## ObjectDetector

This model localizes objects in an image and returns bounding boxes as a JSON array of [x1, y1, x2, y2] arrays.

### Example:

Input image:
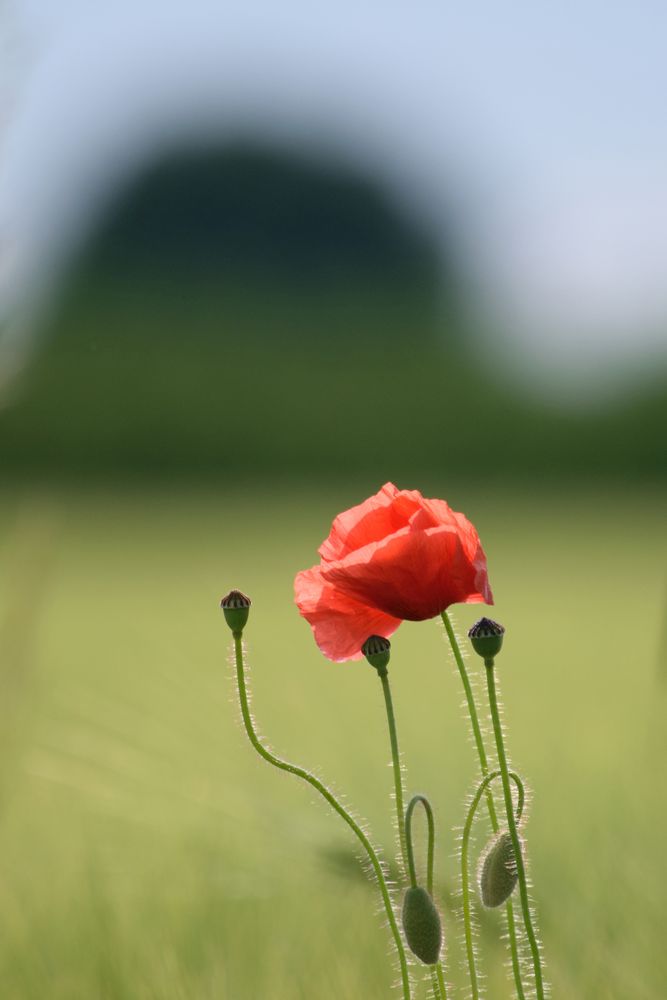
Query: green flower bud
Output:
[[220, 590, 251, 634], [401, 886, 442, 965], [468, 617, 505, 661], [479, 831, 518, 908], [361, 635, 391, 674]]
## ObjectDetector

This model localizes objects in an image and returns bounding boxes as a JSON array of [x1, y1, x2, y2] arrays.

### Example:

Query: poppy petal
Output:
[[318, 482, 422, 563], [321, 525, 491, 621], [294, 565, 402, 662]]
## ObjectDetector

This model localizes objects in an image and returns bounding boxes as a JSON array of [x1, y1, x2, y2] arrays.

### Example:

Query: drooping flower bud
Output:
[[479, 831, 518, 908], [401, 886, 442, 965], [468, 617, 505, 661], [220, 590, 251, 634], [361, 635, 391, 674]]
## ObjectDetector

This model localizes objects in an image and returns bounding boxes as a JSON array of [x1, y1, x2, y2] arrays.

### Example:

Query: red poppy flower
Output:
[[294, 483, 493, 662]]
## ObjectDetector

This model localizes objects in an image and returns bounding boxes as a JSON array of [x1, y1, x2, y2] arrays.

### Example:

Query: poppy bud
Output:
[[479, 831, 518, 908], [401, 886, 442, 965], [361, 635, 391, 674], [468, 617, 505, 661], [220, 590, 251, 634]]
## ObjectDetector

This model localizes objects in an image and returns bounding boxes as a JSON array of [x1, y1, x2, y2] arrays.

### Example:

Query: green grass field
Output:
[[0, 483, 665, 998]]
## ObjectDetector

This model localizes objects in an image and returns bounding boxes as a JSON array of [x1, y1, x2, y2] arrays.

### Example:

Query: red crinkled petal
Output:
[[318, 482, 422, 563], [321, 525, 492, 621], [429, 502, 485, 564], [294, 565, 402, 662]]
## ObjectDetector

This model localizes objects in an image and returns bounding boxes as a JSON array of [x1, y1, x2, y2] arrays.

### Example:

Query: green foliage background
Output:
[[0, 486, 665, 998], [1, 146, 665, 482]]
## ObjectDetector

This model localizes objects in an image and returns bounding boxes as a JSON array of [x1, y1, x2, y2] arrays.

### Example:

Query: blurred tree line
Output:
[[0, 144, 665, 482]]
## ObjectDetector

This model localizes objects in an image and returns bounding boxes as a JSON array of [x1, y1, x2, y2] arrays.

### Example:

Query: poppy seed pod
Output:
[[220, 590, 251, 634], [361, 635, 391, 674], [401, 886, 442, 965], [479, 831, 518, 908], [468, 617, 505, 661]]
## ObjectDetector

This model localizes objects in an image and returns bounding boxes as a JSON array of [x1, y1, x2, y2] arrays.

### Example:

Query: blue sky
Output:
[[2, 1, 666, 400]]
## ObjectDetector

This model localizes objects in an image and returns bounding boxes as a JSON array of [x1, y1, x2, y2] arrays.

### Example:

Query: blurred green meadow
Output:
[[0, 483, 664, 999]]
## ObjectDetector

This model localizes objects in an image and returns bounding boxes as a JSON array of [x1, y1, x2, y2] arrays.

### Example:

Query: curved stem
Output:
[[378, 673, 448, 997], [404, 796, 448, 1000], [485, 660, 546, 999], [231, 633, 412, 1000], [461, 770, 525, 1000], [405, 794, 436, 893], [441, 611, 526, 1000], [378, 669, 409, 875], [407, 798, 450, 996]]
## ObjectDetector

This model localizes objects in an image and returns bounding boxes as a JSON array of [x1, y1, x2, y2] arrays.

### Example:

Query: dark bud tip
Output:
[[361, 635, 391, 674], [401, 886, 442, 965], [479, 831, 518, 908], [468, 617, 505, 661], [220, 590, 251, 634]]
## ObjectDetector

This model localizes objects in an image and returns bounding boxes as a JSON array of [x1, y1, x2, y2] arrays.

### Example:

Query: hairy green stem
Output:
[[231, 633, 412, 1000], [432, 962, 448, 999], [442, 613, 498, 825], [378, 669, 409, 874], [405, 794, 435, 893], [378, 671, 447, 997], [505, 894, 526, 1000], [461, 770, 525, 1000], [485, 659, 546, 999], [406, 795, 449, 1000], [441, 611, 526, 1000]]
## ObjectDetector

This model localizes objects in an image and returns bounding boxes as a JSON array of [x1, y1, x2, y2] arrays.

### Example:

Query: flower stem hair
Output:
[[483, 656, 546, 999], [405, 795, 450, 1000], [461, 770, 525, 1000], [367, 642, 449, 995], [441, 611, 526, 1000], [228, 623, 412, 1000]]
